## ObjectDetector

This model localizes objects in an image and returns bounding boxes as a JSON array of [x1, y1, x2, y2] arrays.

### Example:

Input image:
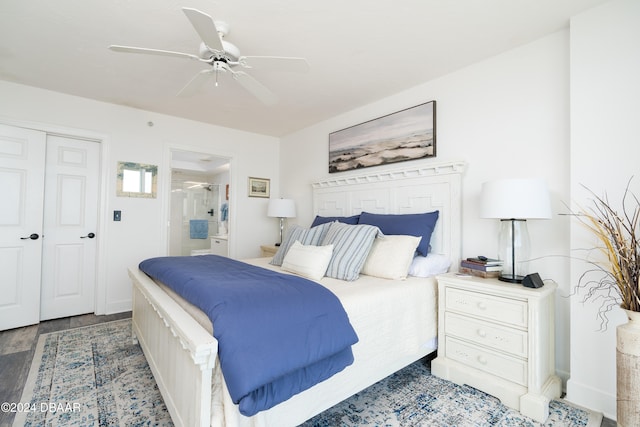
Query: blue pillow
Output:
[[311, 214, 360, 227], [358, 211, 439, 256]]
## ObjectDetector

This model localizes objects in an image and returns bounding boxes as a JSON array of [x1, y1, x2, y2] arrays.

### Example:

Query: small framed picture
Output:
[[248, 177, 270, 198]]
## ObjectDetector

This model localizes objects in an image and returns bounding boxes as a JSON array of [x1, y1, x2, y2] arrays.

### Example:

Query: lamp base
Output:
[[499, 274, 524, 284]]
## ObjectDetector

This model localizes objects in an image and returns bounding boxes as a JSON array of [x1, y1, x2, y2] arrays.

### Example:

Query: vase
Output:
[[617, 309, 640, 427]]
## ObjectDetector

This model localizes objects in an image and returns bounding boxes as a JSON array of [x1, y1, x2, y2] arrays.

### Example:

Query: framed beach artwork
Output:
[[248, 177, 270, 198], [328, 101, 436, 173]]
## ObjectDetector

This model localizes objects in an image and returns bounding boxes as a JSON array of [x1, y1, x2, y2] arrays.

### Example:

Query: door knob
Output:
[[20, 233, 40, 240], [81, 233, 96, 239]]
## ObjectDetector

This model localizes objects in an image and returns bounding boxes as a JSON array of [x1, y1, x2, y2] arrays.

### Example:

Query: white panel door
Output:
[[40, 135, 100, 320], [0, 124, 46, 330]]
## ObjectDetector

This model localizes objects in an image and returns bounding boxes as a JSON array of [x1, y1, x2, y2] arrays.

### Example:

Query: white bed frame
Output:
[[129, 160, 465, 427]]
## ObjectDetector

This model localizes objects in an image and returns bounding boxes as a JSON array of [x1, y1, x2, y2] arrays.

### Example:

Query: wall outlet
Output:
[[114, 210, 121, 221]]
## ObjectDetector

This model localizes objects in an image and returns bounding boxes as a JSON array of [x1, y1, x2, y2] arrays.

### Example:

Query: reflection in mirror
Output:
[[116, 161, 158, 198]]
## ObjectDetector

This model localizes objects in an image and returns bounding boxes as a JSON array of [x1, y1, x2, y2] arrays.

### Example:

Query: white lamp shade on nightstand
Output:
[[480, 179, 551, 283], [480, 179, 551, 220], [267, 198, 296, 218]]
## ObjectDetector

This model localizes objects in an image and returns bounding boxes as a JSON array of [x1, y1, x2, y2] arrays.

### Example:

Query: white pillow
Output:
[[361, 235, 422, 280], [408, 253, 452, 277], [281, 240, 334, 281]]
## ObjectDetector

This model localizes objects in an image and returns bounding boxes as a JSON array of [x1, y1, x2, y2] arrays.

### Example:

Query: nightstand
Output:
[[431, 273, 561, 423], [260, 245, 278, 257]]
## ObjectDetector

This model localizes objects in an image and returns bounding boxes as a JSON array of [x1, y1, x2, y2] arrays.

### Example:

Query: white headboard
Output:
[[312, 161, 466, 268]]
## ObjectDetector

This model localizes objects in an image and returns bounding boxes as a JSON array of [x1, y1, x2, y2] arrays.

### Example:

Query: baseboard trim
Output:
[[566, 378, 615, 421]]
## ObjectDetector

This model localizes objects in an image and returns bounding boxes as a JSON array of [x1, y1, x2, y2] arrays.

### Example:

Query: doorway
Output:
[[169, 149, 230, 256]]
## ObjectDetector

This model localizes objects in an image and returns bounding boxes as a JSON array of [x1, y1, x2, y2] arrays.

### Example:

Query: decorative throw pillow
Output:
[[408, 253, 452, 277], [358, 211, 439, 257], [361, 235, 422, 280], [321, 222, 381, 281], [281, 241, 334, 281], [270, 222, 332, 266], [311, 214, 360, 227]]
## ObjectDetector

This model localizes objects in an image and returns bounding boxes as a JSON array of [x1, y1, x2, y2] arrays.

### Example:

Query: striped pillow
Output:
[[270, 222, 333, 266], [321, 222, 381, 281]]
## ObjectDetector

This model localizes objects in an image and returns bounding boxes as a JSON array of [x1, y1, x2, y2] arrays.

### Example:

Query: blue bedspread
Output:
[[138, 255, 358, 416]]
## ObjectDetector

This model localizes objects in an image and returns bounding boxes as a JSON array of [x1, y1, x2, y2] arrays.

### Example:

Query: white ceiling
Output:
[[0, 0, 608, 137]]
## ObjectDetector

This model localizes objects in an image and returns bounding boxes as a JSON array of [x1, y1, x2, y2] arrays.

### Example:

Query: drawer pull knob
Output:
[[477, 355, 488, 365], [477, 329, 487, 338]]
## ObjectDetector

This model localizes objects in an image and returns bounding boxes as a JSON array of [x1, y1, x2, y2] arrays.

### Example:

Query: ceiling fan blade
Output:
[[109, 45, 202, 61], [239, 56, 310, 73], [232, 72, 278, 105], [177, 69, 214, 97], [182, 8, 225, 53]]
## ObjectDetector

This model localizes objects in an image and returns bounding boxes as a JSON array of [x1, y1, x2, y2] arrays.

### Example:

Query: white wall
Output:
[[567, 0, 640, 420], [280, 31, 572, 382], [0, 80, 279, 314]]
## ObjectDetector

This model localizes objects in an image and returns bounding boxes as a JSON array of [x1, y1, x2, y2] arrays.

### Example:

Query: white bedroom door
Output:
[[40, 135, 100, 320], [0, 124, 46, 330]]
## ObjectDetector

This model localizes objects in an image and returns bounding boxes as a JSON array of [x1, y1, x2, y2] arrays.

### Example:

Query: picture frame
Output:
[[248, 177, 270, 198], [328, 101, 436, 173]]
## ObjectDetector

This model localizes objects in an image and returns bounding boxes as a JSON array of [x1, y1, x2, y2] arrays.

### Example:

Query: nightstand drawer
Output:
[[445, 336, 527, 386], [444, 312, 528, 357], [445, 288, 528, 328]]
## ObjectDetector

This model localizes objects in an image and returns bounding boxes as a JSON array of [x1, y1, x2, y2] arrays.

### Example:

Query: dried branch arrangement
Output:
[[574, 179, 640, 326]]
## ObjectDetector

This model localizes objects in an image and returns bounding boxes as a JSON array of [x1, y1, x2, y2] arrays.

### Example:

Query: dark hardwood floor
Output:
[[0, 312, 131, 427], [0, 311, 616, 427]]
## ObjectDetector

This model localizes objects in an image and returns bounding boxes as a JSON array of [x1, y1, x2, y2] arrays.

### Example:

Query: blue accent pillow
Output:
[[311, 214, 360, 227], [358, 211, 439, 257]]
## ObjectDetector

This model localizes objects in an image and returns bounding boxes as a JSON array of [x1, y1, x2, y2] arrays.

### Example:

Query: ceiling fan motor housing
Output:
[[199, 41, 240, 62], [198, 18, 240, 63]]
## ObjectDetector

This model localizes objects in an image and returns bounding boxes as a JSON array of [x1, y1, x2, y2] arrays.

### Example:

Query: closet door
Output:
[[0, 124, 46, 330], [40, 135, 100, 320]]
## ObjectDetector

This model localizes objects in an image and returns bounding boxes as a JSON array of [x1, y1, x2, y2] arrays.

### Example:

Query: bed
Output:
[[128, 160, 465, 427]]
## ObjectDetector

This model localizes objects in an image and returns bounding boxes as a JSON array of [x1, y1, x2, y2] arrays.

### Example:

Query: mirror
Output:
[[116, 161, 158, 198]]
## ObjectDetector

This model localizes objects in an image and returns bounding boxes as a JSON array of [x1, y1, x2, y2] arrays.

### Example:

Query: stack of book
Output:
[[459, 257, 503, 278]]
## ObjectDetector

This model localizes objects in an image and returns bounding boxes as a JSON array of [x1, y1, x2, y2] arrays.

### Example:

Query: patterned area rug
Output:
[[15, 319, 602, 427], [14, 319, 172, 426], [301, 361, 602, 427]]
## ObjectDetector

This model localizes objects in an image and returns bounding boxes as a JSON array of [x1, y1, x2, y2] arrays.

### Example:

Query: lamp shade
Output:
[[267, 198, 296, 218], [480, 179, 551, 220]]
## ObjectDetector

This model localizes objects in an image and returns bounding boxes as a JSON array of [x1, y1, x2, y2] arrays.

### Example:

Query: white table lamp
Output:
[[267, 198, 296, 246], [480, 179, 551, 283]]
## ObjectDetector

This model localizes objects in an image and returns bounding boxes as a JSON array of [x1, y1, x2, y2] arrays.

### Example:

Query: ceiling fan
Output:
[[109, 7, 309, 105]]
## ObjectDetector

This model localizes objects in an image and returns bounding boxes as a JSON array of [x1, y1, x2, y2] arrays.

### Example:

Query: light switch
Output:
[[114, 210, 121, 221]]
